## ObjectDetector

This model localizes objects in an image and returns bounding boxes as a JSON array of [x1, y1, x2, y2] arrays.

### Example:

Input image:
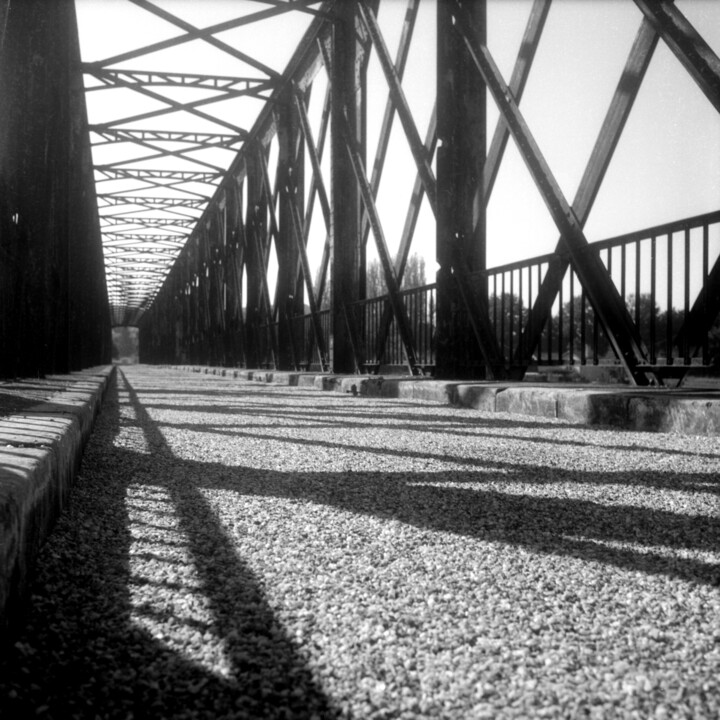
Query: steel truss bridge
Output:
[[1, 0, 719, 385]]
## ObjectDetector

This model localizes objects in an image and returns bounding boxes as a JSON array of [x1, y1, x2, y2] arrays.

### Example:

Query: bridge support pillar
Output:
[[0, 0, 110, 377], [330, 1, 368, 374], [436, 0, 498, 379], [276, 93, 305, 370]]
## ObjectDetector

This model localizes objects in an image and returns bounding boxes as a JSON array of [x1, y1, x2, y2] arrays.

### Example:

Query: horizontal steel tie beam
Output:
[[98, 195, 207, 208], [90, 128, 245, 145], [101, 216, 195, 226], [96, 168, 222, 181], [83, 69, 274, 90]]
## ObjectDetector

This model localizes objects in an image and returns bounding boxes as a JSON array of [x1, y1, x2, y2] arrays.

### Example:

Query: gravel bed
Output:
[[1, 365, 719, 719]]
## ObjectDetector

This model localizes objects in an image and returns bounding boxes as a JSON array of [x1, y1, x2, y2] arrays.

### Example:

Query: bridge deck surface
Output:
[[1, 365, 719, 718]]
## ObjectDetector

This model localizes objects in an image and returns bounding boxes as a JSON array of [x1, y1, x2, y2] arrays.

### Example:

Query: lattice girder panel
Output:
[[132, 1, 719, 381], [76, 0, 327, 326]]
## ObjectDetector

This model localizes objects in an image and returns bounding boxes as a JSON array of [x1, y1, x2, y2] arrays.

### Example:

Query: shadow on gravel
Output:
[[3, 370, 718, 718], [129, 379, 720, 589], [196, 467, 720, 588], [155, 417, 720, 497], [0, 375, 339, 720], [131, 371, 720, 591]]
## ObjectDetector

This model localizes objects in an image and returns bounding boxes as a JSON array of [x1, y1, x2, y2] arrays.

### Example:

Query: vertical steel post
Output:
[[244, 148, 266, 368], [330, 1, 366, 373], [0, 0, 110, 378], [436, 0, 499, 379], [276, 92, 305, 369]]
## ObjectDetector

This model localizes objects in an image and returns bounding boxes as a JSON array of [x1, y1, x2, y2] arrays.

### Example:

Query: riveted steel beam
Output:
[[91, 129, 244, 146], [90, 135, 229, 174], [513, 17, 661, 378], [244, 146, 275, 367], [101, 216, 196, 228], [484, 0, 551, 203], [98, 196, 208, 209], [328, 1, 367, 373], [634, 0, 720, 114], [86, 72, 248, 135], [361, 0, 420, 248], [96, 168, 222, 182], [123, 0, 290, 78], [437, 0, 504, 380], [294, 89, 332, 233], [358, 0, 436, 214], [452, 0, 652, 385], [343, 116, 420, 374], [263, 98, 304, 369], [85, 70, 272, 94], [309, 83, 333, 311], [375, 104, 437, 368]]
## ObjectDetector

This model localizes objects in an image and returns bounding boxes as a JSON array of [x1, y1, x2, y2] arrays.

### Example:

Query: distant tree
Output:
[[401, 253, 427, 291], [366, 258, 385, 298], [365, 252, 427, 298], [626, 293, 659, 346], [489, 292, 528, 356]]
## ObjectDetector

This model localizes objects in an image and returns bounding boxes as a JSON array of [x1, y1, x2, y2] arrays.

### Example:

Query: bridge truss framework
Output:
[[1, 0, 719, 383]]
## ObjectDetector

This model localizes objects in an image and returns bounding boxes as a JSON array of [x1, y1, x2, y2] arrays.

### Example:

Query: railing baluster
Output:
[[537, 264, 542, 362], [501, 272, 506, 359], [492, 274, 498, 341], [703, 223, 709, 364], [684, 227, 690, 364], [634, 238, 641, 333], [558, 273, 564, 364], [510, 269, 515, 359], [650, 235, 656, 364], [667, 232, 673, 364], [569, 270, 575, 364], [518, 267, 524, 362], [580, 281, 587, 365], [526, 265, 533, 366]]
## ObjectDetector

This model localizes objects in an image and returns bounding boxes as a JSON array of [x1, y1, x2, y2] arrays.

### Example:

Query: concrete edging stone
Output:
[[0, 365, 115, 640], [181, 365, 720, 436]]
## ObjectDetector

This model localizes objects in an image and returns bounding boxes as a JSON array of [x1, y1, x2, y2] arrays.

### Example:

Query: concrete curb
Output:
[[178, 365, 720, 436], [0, 365, 116, 639]]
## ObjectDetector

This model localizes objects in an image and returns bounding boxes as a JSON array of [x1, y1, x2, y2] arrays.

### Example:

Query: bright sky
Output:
[[76, 0, 720, 308]]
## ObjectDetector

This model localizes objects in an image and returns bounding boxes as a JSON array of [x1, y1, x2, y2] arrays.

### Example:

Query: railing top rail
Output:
[[346, 283, 437, 308], [292, 309, 331, 321], [480, 251, 561, 277], [587, 208, 720, 253], [481, 209, 720, 277]]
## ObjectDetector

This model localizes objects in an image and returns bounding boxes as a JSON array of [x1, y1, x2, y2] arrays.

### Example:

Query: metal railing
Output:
[[292, 310, 331, 370], [347, 285, 436, 371], [483, 210, 720, 369], [252, 210, 720, 376]]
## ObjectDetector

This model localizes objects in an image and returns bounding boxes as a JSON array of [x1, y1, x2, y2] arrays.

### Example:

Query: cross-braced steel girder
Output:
[[64, 0, 717, 383]]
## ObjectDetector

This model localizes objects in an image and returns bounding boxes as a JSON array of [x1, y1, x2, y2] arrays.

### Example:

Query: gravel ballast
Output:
[[1, 365, 718, 719]]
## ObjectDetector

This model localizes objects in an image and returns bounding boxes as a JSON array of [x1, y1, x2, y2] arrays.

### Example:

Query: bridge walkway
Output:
[[1, 365, 719, 718]]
